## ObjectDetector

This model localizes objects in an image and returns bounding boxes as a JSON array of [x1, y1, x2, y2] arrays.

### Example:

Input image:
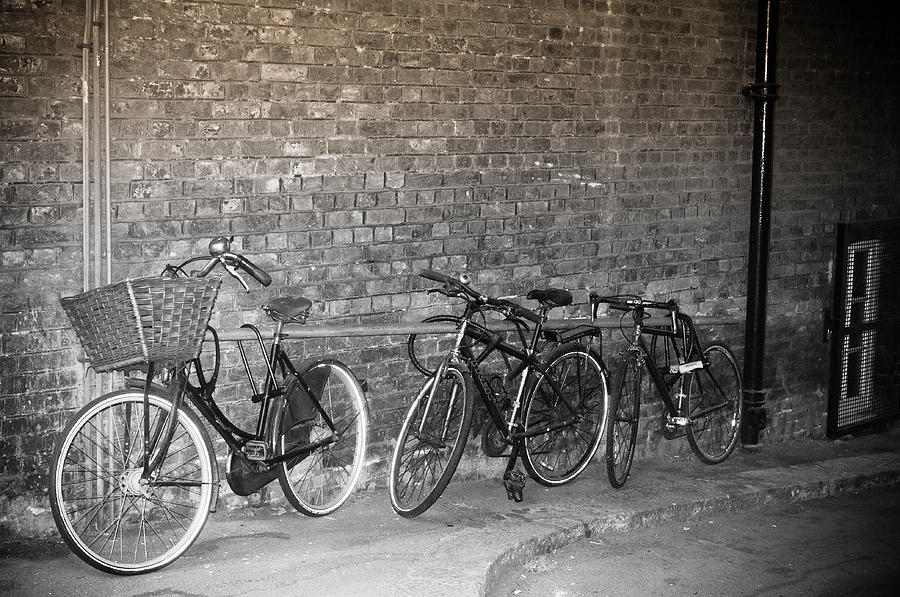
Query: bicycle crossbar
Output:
[[212, 316, 741, 342]]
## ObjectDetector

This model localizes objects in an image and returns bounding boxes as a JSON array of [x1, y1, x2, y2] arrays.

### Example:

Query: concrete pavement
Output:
[[1, 427, 898, 596]]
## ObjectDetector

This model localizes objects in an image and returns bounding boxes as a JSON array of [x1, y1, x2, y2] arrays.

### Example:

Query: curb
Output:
[[480, 453, 900, 596]]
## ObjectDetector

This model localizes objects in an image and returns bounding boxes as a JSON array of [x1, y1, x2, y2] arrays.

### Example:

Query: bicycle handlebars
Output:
[[590, 292, 678, 313], [420, 269, 543, 325], [190, 236, 272, 290]]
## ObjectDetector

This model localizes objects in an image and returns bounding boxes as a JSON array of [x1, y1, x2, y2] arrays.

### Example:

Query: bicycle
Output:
[[595, 294, 743, 488], [50, 236, 369, 574], [389, 270, 609, 517]]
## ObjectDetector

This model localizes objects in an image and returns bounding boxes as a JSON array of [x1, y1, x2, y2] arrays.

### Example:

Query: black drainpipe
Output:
[[741, 0, 780, 445]]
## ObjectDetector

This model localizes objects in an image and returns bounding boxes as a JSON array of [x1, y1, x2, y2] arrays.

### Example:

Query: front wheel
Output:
[[389, 364, 474, 517], [606, 351, 643, 488], [49, 389, 216, 575], [272, 359, 368, 516], [521, 345, 608, 486], [686, 344, 743, 464]]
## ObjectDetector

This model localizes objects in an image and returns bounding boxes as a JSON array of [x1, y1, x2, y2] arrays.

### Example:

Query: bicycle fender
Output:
[[543, 324, 601, 344]]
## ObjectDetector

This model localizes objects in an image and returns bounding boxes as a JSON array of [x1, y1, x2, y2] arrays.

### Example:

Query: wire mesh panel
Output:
[[828, 220, 900, 437]]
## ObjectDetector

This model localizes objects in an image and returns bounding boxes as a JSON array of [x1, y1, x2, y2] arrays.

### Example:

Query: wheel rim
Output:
[[53, 393, 212, 573], [525, 350, 607, 484], [278, 363, 367, 514], [390, 368, 467, 512], [688, 346, 742, 462]]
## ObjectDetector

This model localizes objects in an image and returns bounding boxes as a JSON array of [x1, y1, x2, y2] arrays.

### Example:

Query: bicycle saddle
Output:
[[262, 295, 312, 323], [527, 288, 572, 308]]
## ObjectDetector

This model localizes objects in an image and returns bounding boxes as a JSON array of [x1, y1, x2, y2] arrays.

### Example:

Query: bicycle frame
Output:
[[423, 300, 579, 451], [135, 312, 338, 489], [622, 306, 709, 424], [184, 320, 338, 472]]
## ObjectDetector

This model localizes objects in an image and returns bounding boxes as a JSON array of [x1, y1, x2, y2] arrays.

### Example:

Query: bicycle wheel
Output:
[[389, 364, 474, 517], [407, 315, 463, 376], [521, 345, 608, 486], [407, 314, 497, 377], [49, 389, 216, 575], [686, 344, 743, 464], [273, 359, 368, 516], [606, 351, 642, 488]]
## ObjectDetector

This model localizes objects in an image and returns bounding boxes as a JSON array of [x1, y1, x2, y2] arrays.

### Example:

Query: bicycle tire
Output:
[[686, 344, 743, 464], [389, 364, 474, 517], [407, 315, 461, 376], [521, 345, 608, 486], [606, 350, 642, 488], [272, 359, 368, 516], [49, 389, 216, 575]]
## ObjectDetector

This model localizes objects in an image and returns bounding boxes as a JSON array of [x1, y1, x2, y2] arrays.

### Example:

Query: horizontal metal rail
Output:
[[214, 316, 741, 342]]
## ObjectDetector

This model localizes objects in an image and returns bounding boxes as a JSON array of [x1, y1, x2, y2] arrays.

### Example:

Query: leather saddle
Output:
[[527, 288, 573, 309], [262, 295, 312, 323]]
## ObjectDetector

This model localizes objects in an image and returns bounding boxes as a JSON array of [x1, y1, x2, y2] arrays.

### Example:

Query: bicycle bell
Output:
[[208, 236, 232, 257]]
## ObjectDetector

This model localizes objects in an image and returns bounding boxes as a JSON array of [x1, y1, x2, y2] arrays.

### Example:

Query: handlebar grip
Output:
[[593, 295, 633, 311], [420, 269, 481, 300], [233, 255, 272, 287], [420, 269, 451, 284]]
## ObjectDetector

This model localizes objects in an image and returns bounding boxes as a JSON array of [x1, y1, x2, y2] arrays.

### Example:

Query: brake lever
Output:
[[223, 261, 250, 292]]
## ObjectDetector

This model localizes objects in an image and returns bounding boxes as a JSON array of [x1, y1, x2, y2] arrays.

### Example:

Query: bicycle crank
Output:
[[662, 415, 690, 439], [480, 418, 508, 457]]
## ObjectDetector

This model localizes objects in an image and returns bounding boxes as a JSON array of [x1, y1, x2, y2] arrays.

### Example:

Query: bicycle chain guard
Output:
[[503, 469, 525, 502], [225, 451, 278, 496]]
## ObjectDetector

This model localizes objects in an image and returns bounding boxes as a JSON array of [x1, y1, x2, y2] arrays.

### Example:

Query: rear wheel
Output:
[[686, 344, 743, 464], [606, 351, 642, 488], [389, 364, 474, 517], [273, 360, 368, 516], [521, 346, 608, 486], [49, 389, 215, 575]]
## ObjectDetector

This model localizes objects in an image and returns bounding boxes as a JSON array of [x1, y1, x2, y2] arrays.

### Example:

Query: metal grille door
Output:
[[828, 220, 900, 437]]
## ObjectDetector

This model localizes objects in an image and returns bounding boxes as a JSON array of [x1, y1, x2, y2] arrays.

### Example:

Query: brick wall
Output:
[[1, 0, 898, 525], [763, 1, 900, 440]]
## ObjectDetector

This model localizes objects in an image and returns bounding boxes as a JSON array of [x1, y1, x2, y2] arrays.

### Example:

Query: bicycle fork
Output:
[[415, 320, 470, 447], [140, 363, 189, 482]]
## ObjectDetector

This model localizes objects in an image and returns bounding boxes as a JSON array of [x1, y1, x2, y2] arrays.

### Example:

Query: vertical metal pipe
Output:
[[104, 0, 112, 285], [91, 0, 102, 290], [80, 0, 94, 406], [742, 0, 780, 445], [81, 0, 91, 292]]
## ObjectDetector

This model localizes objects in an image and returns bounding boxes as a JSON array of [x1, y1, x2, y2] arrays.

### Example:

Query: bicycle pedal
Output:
[[242, 440, 268, 461], [503, 470, 525, 502]]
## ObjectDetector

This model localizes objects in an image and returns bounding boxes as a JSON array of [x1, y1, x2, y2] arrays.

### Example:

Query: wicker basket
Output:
[[61, 276, 221, 372]]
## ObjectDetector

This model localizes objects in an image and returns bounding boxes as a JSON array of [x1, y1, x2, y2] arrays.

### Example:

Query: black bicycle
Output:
[[50, 237, 368, 574], [596, 294, 743, 488], [389, 270, 609, 517]]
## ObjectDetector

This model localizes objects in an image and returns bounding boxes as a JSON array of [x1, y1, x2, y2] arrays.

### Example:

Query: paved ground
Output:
[[1, 428, 898, 596], [491, 483, 900, 596]]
